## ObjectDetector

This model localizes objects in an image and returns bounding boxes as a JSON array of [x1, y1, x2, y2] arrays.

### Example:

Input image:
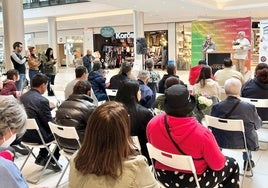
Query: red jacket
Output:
[[188, 65, 203, 85], [147, 113, 226, 174]]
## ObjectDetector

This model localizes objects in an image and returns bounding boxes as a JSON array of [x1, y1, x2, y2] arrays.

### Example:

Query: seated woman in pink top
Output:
[[147, 84, 240, 188]]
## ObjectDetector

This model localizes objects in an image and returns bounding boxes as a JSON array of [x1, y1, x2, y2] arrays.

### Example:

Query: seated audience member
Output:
[[64, 66, 88, 99], [137, 70, 154, 108], [158, 64, 184, 93], [20, 73, 61, 172], [109, 61, 133, 90], [211, 78, 262, 171], [214, 58, 245, 86], [153, 76, 181, 110], [0, 95, 28, 188], [147, 84, 240, 188], [115, 80, 154, 163], [146, 58, 161, 100], [241, 63, 268, 121], [193, 65, 220, 98], [188, 59, 206, 85], [0, 69, 21, 98], [88, 61, 108, 101], [56, 80, 96, 149], [69, 101, 159, 188]]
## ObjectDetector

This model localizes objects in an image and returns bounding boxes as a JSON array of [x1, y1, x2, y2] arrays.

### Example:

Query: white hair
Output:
[[224, 78, 242, 96], [238, 31, 245, 37]]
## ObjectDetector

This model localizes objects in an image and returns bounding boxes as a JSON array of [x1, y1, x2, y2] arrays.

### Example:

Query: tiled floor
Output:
[[14, 66, 268, 188]]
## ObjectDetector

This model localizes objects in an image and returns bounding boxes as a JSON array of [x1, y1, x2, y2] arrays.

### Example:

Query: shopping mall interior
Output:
[[1, 0, 268, 187]]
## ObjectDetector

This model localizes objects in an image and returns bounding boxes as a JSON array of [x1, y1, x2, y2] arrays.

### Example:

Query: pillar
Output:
[[48, 17, 58, 59], [2, 0, 25, 70], [133, 11, 144, 74]]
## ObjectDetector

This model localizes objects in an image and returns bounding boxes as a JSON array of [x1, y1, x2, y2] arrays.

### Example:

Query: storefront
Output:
[[144, 30, 168, 69], [93, 32, 134, 68], [175, 22, 191, 70], [94, 29, 168, 69]]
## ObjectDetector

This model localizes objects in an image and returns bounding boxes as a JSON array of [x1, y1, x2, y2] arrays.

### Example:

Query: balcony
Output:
[[23, 0, 90, 9]]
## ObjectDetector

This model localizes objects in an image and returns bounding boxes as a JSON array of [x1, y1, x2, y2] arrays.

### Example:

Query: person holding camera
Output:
[[10, 41, 28, 91], [202, 35, 216, 60]]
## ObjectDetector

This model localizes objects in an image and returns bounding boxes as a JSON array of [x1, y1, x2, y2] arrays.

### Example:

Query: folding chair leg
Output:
[[56, 160, 70, 187], [20, 148, 34, 171]]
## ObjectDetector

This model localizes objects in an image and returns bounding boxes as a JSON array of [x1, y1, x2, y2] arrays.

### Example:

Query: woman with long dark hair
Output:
[[193, 65, 220, 97], [115, 80, 154, 164], [41, 48, 57, 96]]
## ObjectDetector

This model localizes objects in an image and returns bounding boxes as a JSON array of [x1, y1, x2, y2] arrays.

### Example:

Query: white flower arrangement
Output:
[[195, 94, 213, 110]]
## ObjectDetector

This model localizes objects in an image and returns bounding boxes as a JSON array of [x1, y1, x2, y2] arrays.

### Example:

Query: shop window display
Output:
[[145, 31, 168, 69], [176, 23, 192, 70]]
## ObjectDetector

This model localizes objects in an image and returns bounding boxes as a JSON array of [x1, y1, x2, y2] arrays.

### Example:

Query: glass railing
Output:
[[22, 0, 90, 9]]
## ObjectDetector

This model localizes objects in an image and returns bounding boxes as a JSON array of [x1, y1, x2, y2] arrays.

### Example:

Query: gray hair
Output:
[[138, 70, 150, 80], [224, 78, 242, 96], [0, 96, 27, 138]]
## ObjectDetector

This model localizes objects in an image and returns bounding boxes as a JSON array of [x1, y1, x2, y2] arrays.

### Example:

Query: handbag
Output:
[[164, 115, 203, 160]]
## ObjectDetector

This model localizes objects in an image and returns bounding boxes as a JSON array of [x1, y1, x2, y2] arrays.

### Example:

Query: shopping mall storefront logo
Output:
[[115, 32, 134, 39]]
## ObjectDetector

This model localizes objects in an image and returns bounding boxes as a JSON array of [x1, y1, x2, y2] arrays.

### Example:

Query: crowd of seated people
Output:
[[2, 55, 268, 187]]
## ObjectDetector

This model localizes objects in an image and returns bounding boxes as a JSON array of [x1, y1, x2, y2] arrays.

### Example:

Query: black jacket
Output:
[[56, 94, 96, 150], [241, 78, 268, 121]]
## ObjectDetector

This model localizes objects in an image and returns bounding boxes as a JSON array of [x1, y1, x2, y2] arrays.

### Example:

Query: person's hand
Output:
[[15, 91, 22, 98], [106, 82, 110, 88], [49, 102, 56, 110]]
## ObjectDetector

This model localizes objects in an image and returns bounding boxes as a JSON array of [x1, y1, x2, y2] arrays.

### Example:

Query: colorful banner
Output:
[[259, 20, 268, 63], [192, 17, 251, 71]]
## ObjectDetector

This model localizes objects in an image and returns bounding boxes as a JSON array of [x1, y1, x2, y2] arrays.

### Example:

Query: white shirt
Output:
[[234, 38, 250, 60]]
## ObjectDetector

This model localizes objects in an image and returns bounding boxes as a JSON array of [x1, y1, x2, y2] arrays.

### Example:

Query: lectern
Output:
[[206, 52, 231, 74]]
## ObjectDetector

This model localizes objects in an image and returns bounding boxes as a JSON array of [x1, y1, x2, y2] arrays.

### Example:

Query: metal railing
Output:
[[22, 0, 90, 9]]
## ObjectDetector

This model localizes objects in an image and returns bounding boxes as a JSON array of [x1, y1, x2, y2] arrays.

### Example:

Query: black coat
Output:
[[241, 77, 268, 121], [56, 94, 96, 149]]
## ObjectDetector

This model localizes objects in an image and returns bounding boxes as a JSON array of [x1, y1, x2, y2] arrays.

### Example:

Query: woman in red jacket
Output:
[[147, 84, 240, 188]]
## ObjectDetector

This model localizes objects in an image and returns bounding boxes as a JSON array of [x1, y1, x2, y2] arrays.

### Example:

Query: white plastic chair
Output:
[[146, 143, 200, 188], [105, 88, 118, 100], [240, 97, 268, 143], [20, 119, 61, 184], [48, 122, 81, 187], [91, 88, 106, 106], [205, 115, 253, 187]]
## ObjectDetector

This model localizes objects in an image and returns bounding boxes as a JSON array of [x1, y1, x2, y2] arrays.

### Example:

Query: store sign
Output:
[[100, 26, 115, 38], [115, 32, 134, 39]]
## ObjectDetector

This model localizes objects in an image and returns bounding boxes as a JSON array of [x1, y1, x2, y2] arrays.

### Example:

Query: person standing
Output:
[[27, 46, 40, 87], [10, 41, 27, 91], [233, 31, 250, 75], [201, 35, 216, 60], [83, 49, 94, 73], [40, 48, 57, 96]]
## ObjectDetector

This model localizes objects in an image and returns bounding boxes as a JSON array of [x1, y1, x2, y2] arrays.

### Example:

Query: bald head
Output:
[[224, 78, 242, 96]]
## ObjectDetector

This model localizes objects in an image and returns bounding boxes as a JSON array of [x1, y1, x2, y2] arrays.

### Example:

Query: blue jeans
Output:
[[15, 73, 26, 91], [29, 70, 39, 87]]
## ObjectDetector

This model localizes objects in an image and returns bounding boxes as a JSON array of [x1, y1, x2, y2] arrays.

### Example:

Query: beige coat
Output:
[[69, 154, 160, 188]]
